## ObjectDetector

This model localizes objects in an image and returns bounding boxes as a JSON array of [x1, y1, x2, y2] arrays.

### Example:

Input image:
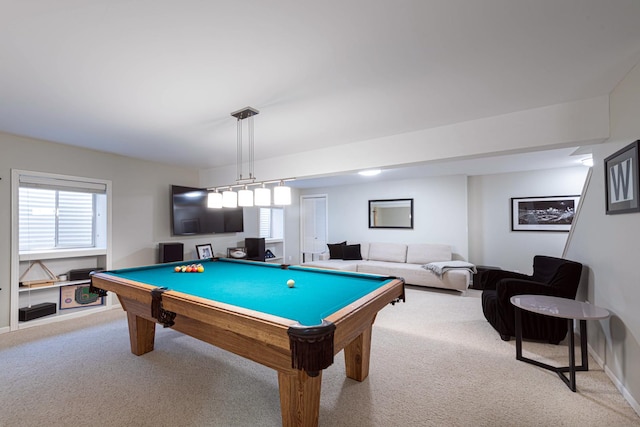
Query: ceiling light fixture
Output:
[[581, 157, 594, 167], [358, 169, 382, 176], [207, 107, 294, 208]]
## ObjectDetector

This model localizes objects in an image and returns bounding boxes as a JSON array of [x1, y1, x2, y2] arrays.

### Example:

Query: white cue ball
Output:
[[287, 279, 295, 288]]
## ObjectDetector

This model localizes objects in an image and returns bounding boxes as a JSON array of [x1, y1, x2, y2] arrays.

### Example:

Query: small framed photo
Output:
[[196, 243, 214, 259], [604, 140, 640, 215], [511, 195, 580, 232]]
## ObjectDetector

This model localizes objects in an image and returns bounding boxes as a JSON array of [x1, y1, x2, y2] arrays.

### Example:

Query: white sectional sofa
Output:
[[301, 242, 473, 292]]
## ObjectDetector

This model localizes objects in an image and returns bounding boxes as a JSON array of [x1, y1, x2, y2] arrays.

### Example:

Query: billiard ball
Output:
[[174, 266, 181, 272], [287, 279, 295, 288]]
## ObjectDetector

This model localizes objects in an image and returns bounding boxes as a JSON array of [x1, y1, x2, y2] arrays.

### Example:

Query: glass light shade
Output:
[[238, 188, 254, 207], [254, 187, 271, 206], [222, 190, 238, 208], [207, 191, 223, 208], [273, 185, 291, 205]]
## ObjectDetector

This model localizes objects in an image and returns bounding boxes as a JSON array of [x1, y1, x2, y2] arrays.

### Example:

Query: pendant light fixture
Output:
[[207, 190, 223, 208], [207, 107, 294, 208], [238, 185, 254, 207], [222, 187, 237, 208], [273, 180, 292, 205], [254, 183, 271, 206]]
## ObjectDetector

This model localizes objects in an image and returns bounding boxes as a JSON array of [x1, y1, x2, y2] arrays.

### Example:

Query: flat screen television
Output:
[[171, 185, 244, 235]]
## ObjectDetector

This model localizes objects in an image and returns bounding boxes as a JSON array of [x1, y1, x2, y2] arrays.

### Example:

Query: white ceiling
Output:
[[2, 1, 640, 185]]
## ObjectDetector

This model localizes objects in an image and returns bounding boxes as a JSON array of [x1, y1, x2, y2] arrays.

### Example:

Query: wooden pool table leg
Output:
[[277, 370, 322, 427], [344, 324, 372, 381], [126, 312, 156, 356]]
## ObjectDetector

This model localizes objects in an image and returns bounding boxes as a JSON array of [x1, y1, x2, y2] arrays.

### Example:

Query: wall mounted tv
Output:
[[171, 185, 244, 235]]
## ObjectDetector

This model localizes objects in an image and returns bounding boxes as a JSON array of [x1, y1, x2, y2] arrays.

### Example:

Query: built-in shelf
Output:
[[17, 304, 111, 329], [265, 239, 284, 263], [18, 279, 90, 293], [14, 250, 110, 330], [19, 248, 107, 261]]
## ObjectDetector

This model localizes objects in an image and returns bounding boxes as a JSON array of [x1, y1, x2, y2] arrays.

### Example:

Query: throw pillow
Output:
[[342, 244, 362, 260], [327, 241, 347, 259]]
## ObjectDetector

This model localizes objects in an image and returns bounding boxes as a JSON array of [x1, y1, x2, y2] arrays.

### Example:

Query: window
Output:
[[18, 172, 108, 253], [259, 207, 284, 239]]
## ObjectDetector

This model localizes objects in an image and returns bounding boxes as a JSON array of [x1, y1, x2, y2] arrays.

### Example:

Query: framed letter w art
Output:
[[605, 140, 640, 215]]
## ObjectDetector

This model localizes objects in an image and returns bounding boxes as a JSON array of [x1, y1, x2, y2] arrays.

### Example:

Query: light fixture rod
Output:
[[231, 107, 259, 183], [207, 177, 295, 192], [237, 113, 242, 180], [249, 114, 254, 179]]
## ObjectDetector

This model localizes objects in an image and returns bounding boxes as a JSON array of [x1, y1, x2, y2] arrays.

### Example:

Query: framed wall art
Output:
[[368, 198, 413, 229], [604, 140, 640, 215], [511, 195, 580, 232], [196, 243, 214, 259]]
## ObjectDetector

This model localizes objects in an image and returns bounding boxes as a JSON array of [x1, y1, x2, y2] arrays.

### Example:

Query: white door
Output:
[[300, 195, 328, 259]]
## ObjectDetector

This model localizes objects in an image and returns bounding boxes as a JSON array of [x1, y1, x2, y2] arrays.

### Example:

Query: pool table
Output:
[[90, 258, 405, 427]]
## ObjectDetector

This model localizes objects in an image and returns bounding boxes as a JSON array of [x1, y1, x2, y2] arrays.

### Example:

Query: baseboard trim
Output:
[[0, 326, 10, 335], [588, 342, 640, 417]]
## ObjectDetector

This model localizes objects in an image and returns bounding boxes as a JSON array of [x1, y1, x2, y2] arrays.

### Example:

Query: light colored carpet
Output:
[[1, 287, 638, 427]]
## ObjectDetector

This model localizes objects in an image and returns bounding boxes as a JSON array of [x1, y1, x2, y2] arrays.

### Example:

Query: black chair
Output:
[[481, 255, 583, 344]]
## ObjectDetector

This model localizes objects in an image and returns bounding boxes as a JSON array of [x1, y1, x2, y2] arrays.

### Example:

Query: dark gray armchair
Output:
[[481, 255, 583, 344]]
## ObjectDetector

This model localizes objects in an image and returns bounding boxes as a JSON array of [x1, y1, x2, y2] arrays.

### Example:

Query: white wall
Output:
[[564, 61, 640, 412], [468, 167, 589, 273], [299, 175, 469, 259], [0, 133, 247, 330], [200, 96, 609, 185]]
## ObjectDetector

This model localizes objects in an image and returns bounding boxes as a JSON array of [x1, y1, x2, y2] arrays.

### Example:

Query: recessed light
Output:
[[581, 157, 594, 167], [358, 169, 382, 176]]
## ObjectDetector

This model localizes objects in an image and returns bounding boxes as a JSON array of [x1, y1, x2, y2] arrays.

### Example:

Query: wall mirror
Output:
[[368, 199, 414, 229]]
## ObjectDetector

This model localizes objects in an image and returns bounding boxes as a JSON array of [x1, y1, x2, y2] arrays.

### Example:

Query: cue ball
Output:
[[287, 279, 295, 288]]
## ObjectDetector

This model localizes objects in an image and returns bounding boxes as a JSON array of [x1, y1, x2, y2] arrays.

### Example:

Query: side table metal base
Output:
[[514, 308, 589, 392]]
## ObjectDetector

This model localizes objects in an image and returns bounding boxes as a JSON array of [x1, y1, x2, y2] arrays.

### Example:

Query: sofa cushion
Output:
[[406, 243, 452, 264], [301, 260, 359, 272], [327, 241, 346, 259], [342, 244, 362, 260], [359, 243, 370, 260], [357, 261, 469, 290], [368, 242, 407, 263]]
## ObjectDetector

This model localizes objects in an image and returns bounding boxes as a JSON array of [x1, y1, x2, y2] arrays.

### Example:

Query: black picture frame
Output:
[[511, 195, 580, 232], [604, 140, 640, 215], [196, 243, 213, 259], [368, 198, 414, 229]]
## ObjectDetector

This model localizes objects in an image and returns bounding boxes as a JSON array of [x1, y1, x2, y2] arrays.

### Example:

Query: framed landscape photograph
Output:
[[511, 195, 580, 232], [604, 140, 640, 215]]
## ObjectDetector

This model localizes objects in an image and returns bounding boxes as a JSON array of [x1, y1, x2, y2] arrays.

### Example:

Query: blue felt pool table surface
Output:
[[102, 258, 396, 326]]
